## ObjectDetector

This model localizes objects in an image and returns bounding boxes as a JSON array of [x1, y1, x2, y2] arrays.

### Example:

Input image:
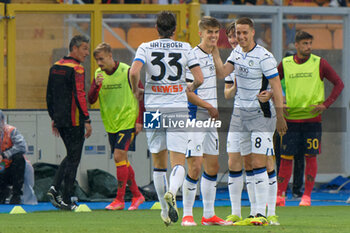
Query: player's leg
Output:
[[226, 125, 244, 222], [146, 128, 170, 225], [249, 127, 275, 225], [292, 151, 305, 199], [300, 122, 321, 206], [182, 131, 204, 226], [201, 154, 230, 225], [227, 152, 243, 222], [182, 156, 202, 226], [277, 122, 300, 206], [266, 156, 280, 225], [200, 131, 230, 226], [165, 131, 188, 223], [125, 132, 145, 210]]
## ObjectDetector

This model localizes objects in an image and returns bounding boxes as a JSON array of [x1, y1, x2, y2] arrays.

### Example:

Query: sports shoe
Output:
[[201, 215, 232, 226], [233, 215, 254, 226], [161, 212, 172, 227], [128, 195, 145, 210], [105, 198, 125, 210], [60, 201, 78, 211], [164, 191, 179, 223], [181, 216, 197, 226], [276, 195, 285, 206], [292, 190, 303, 199], [47, 186, 63, 208], [267, 215, 280, 225], [225, 214, 242, 223], [299, 195, 311, 206], [250, 214, 268, 226]]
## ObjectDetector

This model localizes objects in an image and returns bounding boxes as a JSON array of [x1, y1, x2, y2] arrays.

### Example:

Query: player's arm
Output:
[[186, 80, 218, 120], [135, 80, 145, 135], [224, 81, 236, 99], [319, 58, 344, 109], [88, 77, 102, 104], [187, 65, 204, 92], [269, 75, 287, 136], [129, 60, 144, 100], [212, 46, 234, 79]]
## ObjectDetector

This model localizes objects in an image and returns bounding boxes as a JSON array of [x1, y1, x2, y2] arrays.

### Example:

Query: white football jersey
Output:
[[186, 46, 217, 119], [134, 38, 199, 111], [227, 44, 278, 120]]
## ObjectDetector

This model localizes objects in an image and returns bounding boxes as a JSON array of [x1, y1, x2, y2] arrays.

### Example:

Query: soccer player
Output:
[[181, 16, 230, 227], [129, 11, 203, 226], [223, 22, 279, 226], [88, 42, 145, 211], [276, 31, 344, 207], [46, 35, 92, 211], [212, 17, 287, 225]]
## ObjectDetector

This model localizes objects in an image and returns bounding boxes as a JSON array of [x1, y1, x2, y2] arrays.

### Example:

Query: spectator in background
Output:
[[88, 42, 145, 211], [0, 110, 27, 205], [276, 31, 344, 207], [46, 35, 92, 211]]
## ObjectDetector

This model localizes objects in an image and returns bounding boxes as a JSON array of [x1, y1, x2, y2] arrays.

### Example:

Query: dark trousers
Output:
[[274, 132, 305, 195], [53, 125, 85, 203], [0, 153, 26, 203]]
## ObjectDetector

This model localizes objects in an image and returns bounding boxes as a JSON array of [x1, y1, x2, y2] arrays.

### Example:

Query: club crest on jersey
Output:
[[248, 60, 254, 66]]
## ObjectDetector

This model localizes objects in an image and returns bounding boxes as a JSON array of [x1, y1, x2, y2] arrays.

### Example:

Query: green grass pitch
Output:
[[0, 206, 349, 233]]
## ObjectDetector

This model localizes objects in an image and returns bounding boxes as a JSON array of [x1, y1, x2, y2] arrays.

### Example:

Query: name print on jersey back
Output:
[[134, 38, 200, 109]]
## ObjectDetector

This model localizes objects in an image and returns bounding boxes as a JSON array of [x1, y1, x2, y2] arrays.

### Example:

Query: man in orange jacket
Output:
[[0, 110, 27, 204]]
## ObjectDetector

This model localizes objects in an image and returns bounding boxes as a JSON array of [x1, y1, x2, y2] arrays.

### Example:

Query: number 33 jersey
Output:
[[134, 38, 200, 110]]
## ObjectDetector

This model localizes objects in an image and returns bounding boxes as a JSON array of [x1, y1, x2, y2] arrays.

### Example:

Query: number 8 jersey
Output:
[[133, 38, 200, 110]]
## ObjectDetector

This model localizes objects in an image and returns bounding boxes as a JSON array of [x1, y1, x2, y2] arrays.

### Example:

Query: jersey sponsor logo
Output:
[[151, 84, 183, 93], [144, 110, 162, 129], [289, 72, 313, 79], [51, 69, 67, 76], [238, 66, 249, 76], [102, 84, 122, 90]]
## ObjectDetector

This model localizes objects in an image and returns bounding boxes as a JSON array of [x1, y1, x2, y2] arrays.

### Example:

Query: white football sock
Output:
[[153, 170, 168, 216], [182, 175, 198, 217], [246, 170, 256, 217], [228, 170, 243, 217], [201, 172, 217, 219], [254, 168, 269, 217], [267, 170, 277, 217], [169, 165, 185, 195]]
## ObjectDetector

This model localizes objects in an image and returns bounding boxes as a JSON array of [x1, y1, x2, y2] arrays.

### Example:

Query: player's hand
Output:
[[276, 117, 287, 137], [96, 73, 104, 86], [212, 45, 219, 57], [51, 121, 60, 137], [135, 123, 142, 135], [257, 90, 273, 103], [84, 122, 92, 138], [310, 104, 326, 115], [186, 83, 195, 92], [133, 87, 144, 101], [207, 107, 219, 120]]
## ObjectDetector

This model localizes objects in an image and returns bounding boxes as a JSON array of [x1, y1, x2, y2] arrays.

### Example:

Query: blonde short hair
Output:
[[93, 42, 112, 57]]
